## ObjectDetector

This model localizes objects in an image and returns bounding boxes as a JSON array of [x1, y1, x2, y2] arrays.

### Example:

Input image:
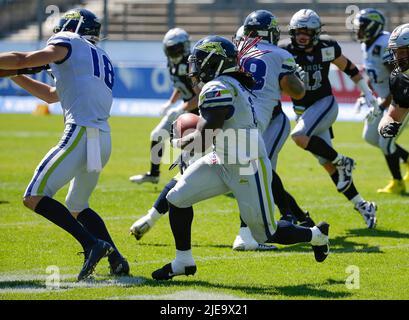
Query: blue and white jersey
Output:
[[199, 75, 267, 163], [241, 41, 296, 132], [47, 31, 114, 131], [361, 31, 392, 99]]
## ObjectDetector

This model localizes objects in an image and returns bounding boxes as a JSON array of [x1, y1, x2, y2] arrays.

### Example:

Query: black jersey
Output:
[[280, 36, 342, 107], [390, 69, 409, 109], [168, 55, 196, 102]]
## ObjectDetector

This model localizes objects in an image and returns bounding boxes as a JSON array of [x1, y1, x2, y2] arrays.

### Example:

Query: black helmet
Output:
[[188, 35, 239, 83], [243, 10, 280, 45], [53, 8, 101, 43], [353, 8, 385, 43]]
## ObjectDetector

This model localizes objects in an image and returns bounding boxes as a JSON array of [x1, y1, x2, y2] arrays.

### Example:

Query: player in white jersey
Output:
[[151, 36, 330, 280], [0, 9, 128, 280], [231, 11, 316, 250], [354, 8, 409, 194]]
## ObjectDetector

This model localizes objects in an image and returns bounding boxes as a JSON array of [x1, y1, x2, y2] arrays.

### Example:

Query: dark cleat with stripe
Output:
[[311, 222, 330, 263], [152, 263, 197, 281], [78, 239, 114, 281], [109, 253, 130, 276]]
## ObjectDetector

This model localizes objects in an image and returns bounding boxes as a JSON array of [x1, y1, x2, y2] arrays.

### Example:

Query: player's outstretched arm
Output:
[[0, 45, 68, 70], [280, 73, 305, 100], [11, 75, 59, 104]]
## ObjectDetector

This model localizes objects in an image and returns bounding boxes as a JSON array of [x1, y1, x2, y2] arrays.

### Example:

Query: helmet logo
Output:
[[247, 17, 261, 26], [63, 11, 81, 20], [196, 42, 227, 57], [367, 13, 383, 24]]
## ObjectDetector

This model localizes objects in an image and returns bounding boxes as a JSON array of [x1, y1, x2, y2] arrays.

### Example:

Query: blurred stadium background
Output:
[[0, 0, 408, 118]]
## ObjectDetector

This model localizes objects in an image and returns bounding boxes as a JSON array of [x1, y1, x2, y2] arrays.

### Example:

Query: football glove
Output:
[[354, 96, 366, 114], [165, 104, 185, 123], [379, 121, 402, 138], [294, 64, 306, 82]]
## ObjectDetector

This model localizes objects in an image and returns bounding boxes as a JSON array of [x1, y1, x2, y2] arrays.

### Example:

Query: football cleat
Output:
[[279, 214, 298, 224], [109, 253, 130, 276], [152, 263, 197, 281], [333, 156, 355, 192], [298, 211, 316, 228], [129, 172, 159, 184], [310, 222, 330, 263], [232, 234, 277, 251], [377, 179, 406, 194], [130, 214, 155, 240], [354, 201, 377, 229], [78, 239, 114, 281]]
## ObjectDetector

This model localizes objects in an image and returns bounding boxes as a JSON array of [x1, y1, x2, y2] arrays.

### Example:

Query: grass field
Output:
[[1, 113, 409, 300]]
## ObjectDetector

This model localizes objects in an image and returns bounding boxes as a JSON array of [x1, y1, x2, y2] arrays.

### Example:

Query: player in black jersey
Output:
[[280, 9, 378, 228], [379, 24, 409, 138], [129, 28, 199, 184]]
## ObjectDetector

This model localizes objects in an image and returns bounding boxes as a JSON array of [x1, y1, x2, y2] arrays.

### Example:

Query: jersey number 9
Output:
[[91, 47, 115, 90]]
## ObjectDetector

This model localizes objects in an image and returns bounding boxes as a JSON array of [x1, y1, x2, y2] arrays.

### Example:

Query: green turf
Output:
[[1, 114, 409, 300]]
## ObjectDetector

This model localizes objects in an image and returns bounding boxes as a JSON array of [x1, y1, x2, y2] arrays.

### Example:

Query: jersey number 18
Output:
[[90, 47, 115, 90]]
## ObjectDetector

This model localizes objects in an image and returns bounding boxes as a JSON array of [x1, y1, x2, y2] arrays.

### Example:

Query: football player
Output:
[[281, 9, 377, 228], [129, 28, 199, 184], [235, 10, 316, 234], [354, 9, 409, 194], [379, 24, 409, 138], [151, 36, 330, 280], [0, 8, 129, 280]]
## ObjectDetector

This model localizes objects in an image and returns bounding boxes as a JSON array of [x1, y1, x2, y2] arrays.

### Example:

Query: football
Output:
[[174, 113, 200, 138]]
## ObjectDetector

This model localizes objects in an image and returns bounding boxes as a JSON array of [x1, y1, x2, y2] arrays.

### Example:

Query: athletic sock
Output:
[[305, 136, 338, 162], [271, 170, 291, 218], [169, 203, 193, 251], [153, 179, 177, 214], [150, 140, 163, 176], [385, 152, 402, 180], [171, 249, 195, 273], [34, 196, 96, 250], [396, 144, 409, 163], [77, 208, 121, 262], [331, 172, 361, 203], [269, 220, 312, 244]]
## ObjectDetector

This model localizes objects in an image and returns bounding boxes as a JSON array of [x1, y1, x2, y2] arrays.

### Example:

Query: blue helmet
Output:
[[353, 8, 385, 43], [243, 10, 280, 45], [188, 35, 239, 83], [53, 8, 101, 43]]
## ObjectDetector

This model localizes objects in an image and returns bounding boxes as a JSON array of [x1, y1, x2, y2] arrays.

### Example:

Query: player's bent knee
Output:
[[23, 195, 43, 211], [291, 134, 308, 149], [166, 189, 190, 209]]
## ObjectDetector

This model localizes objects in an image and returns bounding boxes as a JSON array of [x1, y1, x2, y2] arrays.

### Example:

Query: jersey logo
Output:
[[321, 47, 335, 62], [306, 55, 314, 63], [196, 42, 227, 57]]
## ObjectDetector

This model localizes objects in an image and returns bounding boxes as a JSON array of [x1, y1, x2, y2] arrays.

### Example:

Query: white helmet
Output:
[[163, 28, 191, 64], [289, 9, 322, 49], [388, 23, 409, 72], [233, 25, 245, 48]]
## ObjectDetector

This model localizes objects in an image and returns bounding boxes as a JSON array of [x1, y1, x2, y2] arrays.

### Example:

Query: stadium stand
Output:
[[1, 0, 408, 41]]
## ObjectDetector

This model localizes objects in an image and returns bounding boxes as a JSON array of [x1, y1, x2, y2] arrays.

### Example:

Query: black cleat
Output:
[[311, 222, 330, 263], [298, 211, 316, 228], [152, 263, 197, 281], [78, 239, 114, 281], [109, 253, 130, 276]]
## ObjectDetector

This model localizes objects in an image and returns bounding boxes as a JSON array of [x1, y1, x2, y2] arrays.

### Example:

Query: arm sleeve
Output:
[[390, 72, 409, 109]]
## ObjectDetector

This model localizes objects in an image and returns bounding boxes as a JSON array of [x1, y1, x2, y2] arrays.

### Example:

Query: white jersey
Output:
[[47, 32, 114, 131], [361, 31, 392, 99], [198, 75, 267, 163], [241, 41, 297, 132]]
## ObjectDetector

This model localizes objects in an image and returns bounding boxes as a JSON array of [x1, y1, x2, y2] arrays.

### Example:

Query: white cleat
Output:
[[130, 215, 155, 240], [354, 201, 377, 229], [232, 234, 277, 251], [129, 172, 159, 184]]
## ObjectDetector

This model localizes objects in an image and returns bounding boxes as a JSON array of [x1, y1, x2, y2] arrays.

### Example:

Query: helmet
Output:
[[163, 28, 191, 64], [388, 23, 409, 72], [353, 8, 385, 43], [289, 9, 322, 49], [233, 25, 245, 48], [53, 8, 101, 43], [243, 10, 280, 45], [188, 35, 239, 84]]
